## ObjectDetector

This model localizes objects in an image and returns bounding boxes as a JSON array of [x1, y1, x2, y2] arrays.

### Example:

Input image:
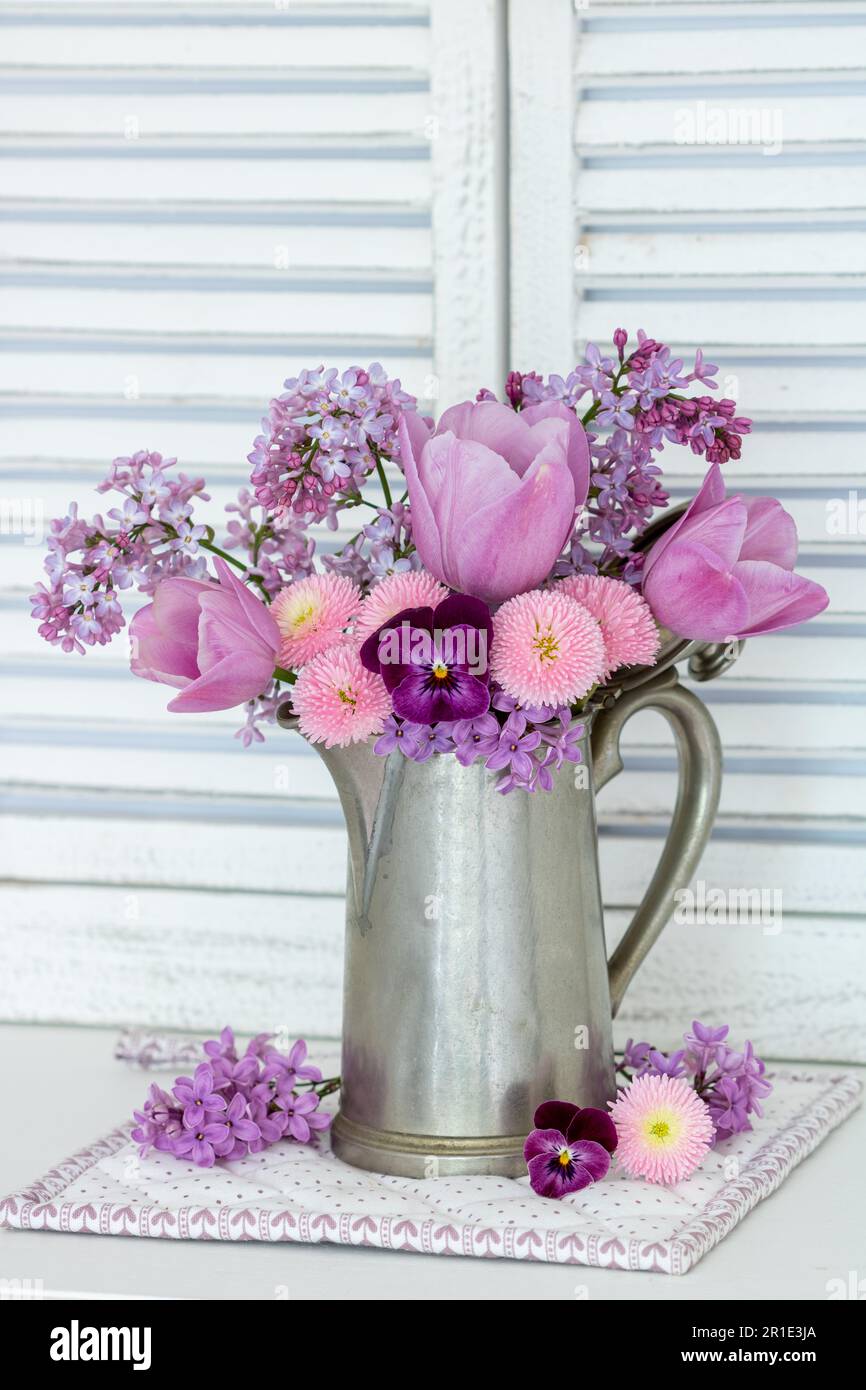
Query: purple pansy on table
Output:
[[360, 591, 493, 724], [523, 1100, 618, 1198]]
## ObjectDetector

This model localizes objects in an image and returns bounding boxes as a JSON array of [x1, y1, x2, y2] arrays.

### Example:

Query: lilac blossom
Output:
[[247, 363, 417, 523], [130, 1029, 336, 1169], [618, 1021, 772, 1142]]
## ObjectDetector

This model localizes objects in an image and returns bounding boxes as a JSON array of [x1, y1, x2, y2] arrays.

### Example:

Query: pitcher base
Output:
[[331, 1110, 527, 1178]]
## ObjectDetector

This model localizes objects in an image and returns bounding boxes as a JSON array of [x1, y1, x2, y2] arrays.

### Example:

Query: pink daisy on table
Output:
[[272, 573, 360, 668], [608, 1073, 714, 1185], [354, 569, 449, 642], [556, 573, 659, 678], [490, 589, 605, 707], [291, 644, 391, 748]]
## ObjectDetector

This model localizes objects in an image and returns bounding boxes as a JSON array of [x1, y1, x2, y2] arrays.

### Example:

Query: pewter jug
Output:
[[279, 662, 722, 1178]]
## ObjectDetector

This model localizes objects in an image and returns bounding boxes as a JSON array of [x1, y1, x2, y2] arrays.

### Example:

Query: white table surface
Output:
[[1, 1025, 863, 1301]]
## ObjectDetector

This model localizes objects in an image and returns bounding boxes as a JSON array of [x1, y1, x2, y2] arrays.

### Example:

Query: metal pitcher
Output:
[[279, 661, 722, 1178]]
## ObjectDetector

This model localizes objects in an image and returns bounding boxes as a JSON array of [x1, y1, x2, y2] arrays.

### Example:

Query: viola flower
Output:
[[490, 589, 605, 707], [556, 573, 659, 678], [272, 572, 360, 667], [524, 1100, 618, 1199], [360, 592, 493, 724], [292, 644, 391, 747], [354, 569, 449, 642], [609, 1074, 715, 1185]]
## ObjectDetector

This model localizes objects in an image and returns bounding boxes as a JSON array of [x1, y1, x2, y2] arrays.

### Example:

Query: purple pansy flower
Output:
[[523, 1100, 618, 1199], [360, 592, 493, 724], [172, 1063, 227, 1129]]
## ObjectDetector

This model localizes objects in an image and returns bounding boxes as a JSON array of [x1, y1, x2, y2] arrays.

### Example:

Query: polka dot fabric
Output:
[[0, 1070, 860, 1274]]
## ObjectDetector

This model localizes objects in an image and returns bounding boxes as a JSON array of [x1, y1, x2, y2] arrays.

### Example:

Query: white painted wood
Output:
[[579, 163, 866, 214], [0, 269, 432, 338], [0, 81, 430, 137], [0, 207, 432, 271], [577, 21, 866, 77], [0, 138, 430, 205], [581, 224, 866, 278], [507, 0, 576, 373], [0, 886, 862, 1064], [429, 0, 508, 401], [1, 792, 862, 913], [2, 21, 430, 70]]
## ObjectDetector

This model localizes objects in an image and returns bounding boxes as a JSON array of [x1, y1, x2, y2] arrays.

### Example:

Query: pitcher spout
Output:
[[276, 701, 393, 932]]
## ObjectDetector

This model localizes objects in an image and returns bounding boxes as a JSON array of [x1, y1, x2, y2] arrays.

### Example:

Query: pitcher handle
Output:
[[590, 667, 722, 1017]]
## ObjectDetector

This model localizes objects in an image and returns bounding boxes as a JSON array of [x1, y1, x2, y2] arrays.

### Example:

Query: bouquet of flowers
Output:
[[31, 331, 828, 794]]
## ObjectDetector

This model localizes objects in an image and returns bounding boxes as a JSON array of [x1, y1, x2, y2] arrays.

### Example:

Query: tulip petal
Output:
[[732, 559, 830, 636], [398, 415, 445, 578], [643, 461, 728, 578], [643, 539, 750, 642], [739, 496, 798, 570], [167, 651, 276, 713], [449, 440, 576, 604], [129, 583, 206, 688], [211, 557, 280, 654], [520, 399, 591, 506], [435, 401, 541, 476]]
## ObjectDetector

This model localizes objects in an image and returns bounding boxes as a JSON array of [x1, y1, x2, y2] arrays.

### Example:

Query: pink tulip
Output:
[[642, 463, 828, 641], [400, 399, 590, 605], [130, 557, 280, 712]]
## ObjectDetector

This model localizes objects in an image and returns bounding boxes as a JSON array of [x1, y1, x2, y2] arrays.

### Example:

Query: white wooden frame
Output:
[[430, 0, 509, 400]]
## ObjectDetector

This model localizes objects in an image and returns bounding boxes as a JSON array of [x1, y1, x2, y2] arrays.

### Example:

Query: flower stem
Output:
[[374, 452, 393, 509]]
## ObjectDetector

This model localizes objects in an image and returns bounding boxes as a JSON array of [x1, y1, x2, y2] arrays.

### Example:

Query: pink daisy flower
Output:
[[608, 1074, 715, 1185], [291, 645, 391, 748], [354, 570, 449, 642], [490, 589, 605, 707], [272, 573, 360, 668], [556, 574, 659, 679]]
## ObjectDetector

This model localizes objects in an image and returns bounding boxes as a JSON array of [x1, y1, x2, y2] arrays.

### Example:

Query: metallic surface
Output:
[[277, 666, 722, 1177]]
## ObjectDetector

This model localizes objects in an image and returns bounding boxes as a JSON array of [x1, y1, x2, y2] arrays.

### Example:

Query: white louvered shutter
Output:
[[511, 0, 866, 1062], [0, 0, 506, 1032]]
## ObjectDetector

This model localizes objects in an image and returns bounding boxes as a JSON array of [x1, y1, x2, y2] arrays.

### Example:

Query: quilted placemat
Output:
[[1, 1070, 859, 1274]]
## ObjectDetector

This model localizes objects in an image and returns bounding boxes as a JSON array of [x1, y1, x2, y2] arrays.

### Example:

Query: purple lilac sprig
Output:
[[373, 687, 585, 795], [248, 363, 417, 523], [495, 332, 751, 580], [131, 1028, 338, 1168], [618, 1021, 772, 1143], [29, 451, 314, 657]]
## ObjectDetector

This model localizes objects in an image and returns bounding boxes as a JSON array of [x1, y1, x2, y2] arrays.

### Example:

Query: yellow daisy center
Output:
[[533, 624, 559, 664], [336, 686, 357, 709], [290, 601, 317, 633], [642, 1108, 682, 1147]]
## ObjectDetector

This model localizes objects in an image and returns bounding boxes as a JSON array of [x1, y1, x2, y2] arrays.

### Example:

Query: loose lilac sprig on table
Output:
[[618, 1020, 772, 1142], [31, 335, 829, 779], [131, 1028, 338, 1169]]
